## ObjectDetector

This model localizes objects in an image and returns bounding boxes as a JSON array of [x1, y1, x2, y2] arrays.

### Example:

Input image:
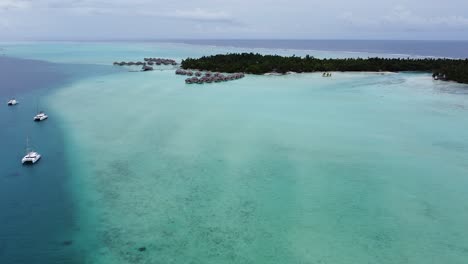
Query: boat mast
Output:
[[26, 137, 30, 153], [25, 136, 35, 153]]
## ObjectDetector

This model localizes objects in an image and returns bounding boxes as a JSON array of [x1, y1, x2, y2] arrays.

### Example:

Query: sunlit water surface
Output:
[[1, 42, 468, 264]]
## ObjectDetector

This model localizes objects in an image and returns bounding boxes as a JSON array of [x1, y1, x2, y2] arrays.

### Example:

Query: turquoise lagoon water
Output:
[[2, 42, 468, 263]]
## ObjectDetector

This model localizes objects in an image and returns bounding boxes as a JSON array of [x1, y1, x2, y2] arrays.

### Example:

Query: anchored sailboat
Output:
[[33, 100, 48, 121], [22, 137, 41, 164]]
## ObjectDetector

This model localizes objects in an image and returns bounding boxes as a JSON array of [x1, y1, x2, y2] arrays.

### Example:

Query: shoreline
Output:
[[181, 53, 468, 84], [263, 71, 399, 76]]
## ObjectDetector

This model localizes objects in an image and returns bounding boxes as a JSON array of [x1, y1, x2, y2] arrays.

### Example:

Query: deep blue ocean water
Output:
[[172, 39, 468, 58], [0, 57, 117, 263]]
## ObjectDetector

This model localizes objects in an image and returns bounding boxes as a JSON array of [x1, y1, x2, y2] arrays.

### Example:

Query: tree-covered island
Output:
[[181, 53, 468, 84]]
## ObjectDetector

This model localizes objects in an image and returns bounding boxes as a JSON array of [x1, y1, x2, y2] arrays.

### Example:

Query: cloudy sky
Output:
[[1, 0, 468, 40]]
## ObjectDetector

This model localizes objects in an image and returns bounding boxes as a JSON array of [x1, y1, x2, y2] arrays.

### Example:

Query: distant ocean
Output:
[[169, 39, 468, 59]]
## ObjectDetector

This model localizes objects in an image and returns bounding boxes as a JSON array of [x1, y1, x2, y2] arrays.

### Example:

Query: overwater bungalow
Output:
[[113, 57, 178, 67], [142, 66, 154, 71], [185, 77, 199, 84], [179, 70, 245, 84], [176, 69, 186, 75]]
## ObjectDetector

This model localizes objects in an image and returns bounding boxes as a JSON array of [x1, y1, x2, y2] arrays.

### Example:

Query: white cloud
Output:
[[0, 0, 31, 10], [168, 8, 235, 23], [389, 6, 468, 28], [341, 6, 468, 31], [0, 17, 11, 29], [1, 0, 468, 40]]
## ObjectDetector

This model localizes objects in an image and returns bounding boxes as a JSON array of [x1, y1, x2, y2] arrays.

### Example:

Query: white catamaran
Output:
[[33, 101, 48, 121], [22, 137, 41, 164], [34, 111, 48, 121]]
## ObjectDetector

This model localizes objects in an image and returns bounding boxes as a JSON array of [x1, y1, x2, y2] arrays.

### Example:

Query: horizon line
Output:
[[1, 38, 468, 42]]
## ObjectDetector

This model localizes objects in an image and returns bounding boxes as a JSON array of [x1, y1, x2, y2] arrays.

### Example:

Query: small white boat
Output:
[[22, 138, 41, 164], [34, 111, 48, 122], [22, 151, 41, 164], [7, 99, 18, 106]]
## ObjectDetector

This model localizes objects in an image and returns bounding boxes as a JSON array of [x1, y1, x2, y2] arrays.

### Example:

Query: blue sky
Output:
[[1, 0, 468, 40]]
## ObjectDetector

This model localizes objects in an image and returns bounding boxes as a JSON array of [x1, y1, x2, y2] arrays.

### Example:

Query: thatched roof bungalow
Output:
[[142, 66, 154, 71], [176, 69, 186, 75]]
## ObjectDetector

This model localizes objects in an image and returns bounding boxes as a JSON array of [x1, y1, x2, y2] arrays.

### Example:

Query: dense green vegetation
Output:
[[181, 53, 468, 84]]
